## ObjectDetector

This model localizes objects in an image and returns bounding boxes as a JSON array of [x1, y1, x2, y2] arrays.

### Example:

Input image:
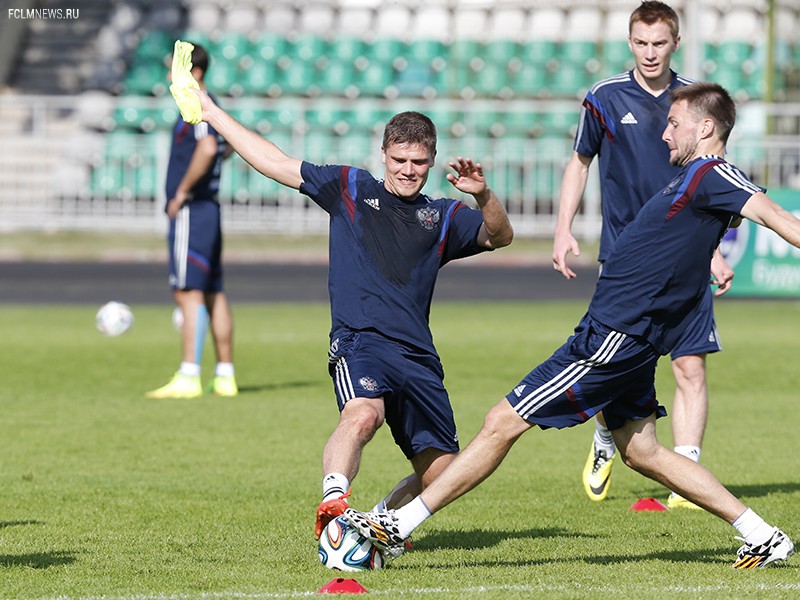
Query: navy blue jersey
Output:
[[300, 162, 489, 356], [588, 156, 760, 355], [165, 93, 227, 205], [575, 70, 692, 261]]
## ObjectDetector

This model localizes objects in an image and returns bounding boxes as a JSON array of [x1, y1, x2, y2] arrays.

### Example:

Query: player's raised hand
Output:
[[446, 157, 487, 196], [194, 88, 215, 122]]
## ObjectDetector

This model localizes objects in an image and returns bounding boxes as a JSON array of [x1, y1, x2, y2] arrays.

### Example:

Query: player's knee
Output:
[[341, 401, 384, 438], [480, 400, 527, 444]]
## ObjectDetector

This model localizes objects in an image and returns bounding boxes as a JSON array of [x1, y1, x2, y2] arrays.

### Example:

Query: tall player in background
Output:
[[552, 1, 733, 507], [147, 43, 238, 399]]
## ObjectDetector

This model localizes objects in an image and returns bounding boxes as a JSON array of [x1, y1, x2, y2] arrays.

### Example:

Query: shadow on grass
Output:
[[631, 480, 800, 503], [0, 520, 44, 529], [237, 380, 319, 394], [0, 551, 76, 569], [412, 526, 595, 552], [395, 535, 797, 570]]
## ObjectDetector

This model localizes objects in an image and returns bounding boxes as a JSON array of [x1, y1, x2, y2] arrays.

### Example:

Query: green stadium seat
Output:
[[274, 59, 316, 96], [211, 33, 251, 65], [715, 41, 753, 64], [484, 40, 520, 67], [135, 30, 174, 62], [354, 61, 394, 97], [240, 62, 278, 95], [546, 64, 592, 98], [558, 41, 598, 67], [205, 60, 240, 96], [521, 40, 558, 65], [250, 33, 289, 63], [316, 60, 358, 96], [601, 40, 632, 75], [123, 62, 165, 96], [446, 39, 481, 70], [341, 104, 393, 133], [468, 62, 512, 98], [393, 62, 434, 97], [499, 111, 541, 138], [330, 36, 367, 63], [510, 63, 548, 98], [367, 39, 404, 66], [290, 34, 328, 63], [304, 100, 348, 132], [406, 39, 446, 64]]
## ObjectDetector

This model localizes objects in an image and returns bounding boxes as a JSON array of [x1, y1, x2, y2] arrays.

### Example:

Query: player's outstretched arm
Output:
[[195, 89, 303, 190], [447, 157, 513, 249], [740, 191, 800, 249], [553, 152, 592, 279]]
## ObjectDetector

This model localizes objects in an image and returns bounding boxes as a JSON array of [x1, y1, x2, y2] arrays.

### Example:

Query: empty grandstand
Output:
[[0, 0, 798, 238]]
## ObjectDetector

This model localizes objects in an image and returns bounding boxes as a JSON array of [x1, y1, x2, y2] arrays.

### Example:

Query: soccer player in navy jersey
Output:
[[147, 43, 238, 399], [345, 82, 795, 570], [552, 1, 733, 507], [192, 92, 514, 539]]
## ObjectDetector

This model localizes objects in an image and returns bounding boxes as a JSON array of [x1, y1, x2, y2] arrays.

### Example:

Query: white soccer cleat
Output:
[[343, 507, 406, 559], [733, 527, 794, 569]]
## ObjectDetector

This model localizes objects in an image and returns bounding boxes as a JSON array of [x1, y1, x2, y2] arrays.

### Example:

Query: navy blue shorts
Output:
[[327, 328, 458, 460], [506, 314, 667, 431], [670, 286, 721, 359], [168, 198, 223, 292]]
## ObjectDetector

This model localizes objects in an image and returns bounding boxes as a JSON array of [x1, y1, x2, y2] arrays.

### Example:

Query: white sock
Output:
[[674, 445, 701, 463], [393, 496, 432, 539], [322, 472, 349, 502], [594, 421, 615, 456], [179, 362, 200, 377], [215, 362, 235, 377], [732, 508, 774, 545]]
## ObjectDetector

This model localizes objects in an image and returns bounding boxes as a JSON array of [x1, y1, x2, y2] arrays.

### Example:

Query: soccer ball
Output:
[[318, 516, 384, 572], [95, 301, 134, 336], [171, 307, 184, 333]]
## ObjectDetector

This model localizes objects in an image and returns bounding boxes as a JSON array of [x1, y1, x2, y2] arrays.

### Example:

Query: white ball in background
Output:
[[96, 301, 134, 337]]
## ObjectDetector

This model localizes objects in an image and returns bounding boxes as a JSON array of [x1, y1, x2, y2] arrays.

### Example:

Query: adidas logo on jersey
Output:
[[513, 385, 526, 397], [364, 197, 380, 210], [621, 112, 638, 124]]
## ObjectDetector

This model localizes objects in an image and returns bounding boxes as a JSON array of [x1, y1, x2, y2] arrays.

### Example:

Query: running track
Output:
[[0, 262, 598, 305]]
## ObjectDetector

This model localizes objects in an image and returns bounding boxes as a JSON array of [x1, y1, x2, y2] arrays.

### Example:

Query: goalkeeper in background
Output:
[[146, 42, 238, 399]]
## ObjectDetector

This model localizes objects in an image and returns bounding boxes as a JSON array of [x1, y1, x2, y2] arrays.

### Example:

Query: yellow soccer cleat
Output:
[[145, 372, 202, 399], [169, 40, 202, 124], [209, 375, 238, 397], [582, 440, 615, 501], [666, 491, 702, 510]]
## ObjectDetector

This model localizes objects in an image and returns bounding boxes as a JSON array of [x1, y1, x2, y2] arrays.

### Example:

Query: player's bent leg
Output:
[[420, 399, 530, 514], [669, 353, 708, 508], [317, 397, 385, 538], [613, 415, 745, 522], [670, 353, 708, 449], [412, 448, 456, 490]]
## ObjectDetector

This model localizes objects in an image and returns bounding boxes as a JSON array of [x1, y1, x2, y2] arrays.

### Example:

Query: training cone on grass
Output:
[[317, 577, 368, 594], [630, 497, 669, 512]]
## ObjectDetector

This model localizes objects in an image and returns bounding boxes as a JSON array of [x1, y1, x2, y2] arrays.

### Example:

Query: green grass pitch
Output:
[[0, 300, 798, 598]]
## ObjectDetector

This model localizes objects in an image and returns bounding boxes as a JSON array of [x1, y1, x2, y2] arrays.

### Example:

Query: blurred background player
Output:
[[147, 42, 238, 399], [551, 1, 733, 507], [188, 91, 513, 539]]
